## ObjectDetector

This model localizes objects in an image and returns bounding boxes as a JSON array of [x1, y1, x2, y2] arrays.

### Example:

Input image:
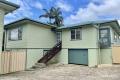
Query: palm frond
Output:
[[39, 14, 49, 18], [43, 9, 49, 14], [39, 7, 64, 27]]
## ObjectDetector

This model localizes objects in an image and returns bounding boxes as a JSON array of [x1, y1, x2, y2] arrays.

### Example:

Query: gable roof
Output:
[[58, 20, 119, 29], [0, 0, 19, 14], [5, 18, 57, 29], [58, 20, 120, 35]]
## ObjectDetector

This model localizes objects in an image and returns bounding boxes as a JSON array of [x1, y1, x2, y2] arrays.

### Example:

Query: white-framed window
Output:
[[56, 32, 61, 42], [8, 27, 22, 41], [71, 28, 82, 40]]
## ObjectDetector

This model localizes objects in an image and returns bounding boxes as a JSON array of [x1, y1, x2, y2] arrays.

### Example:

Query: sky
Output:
[[5, 0, 120, 25]]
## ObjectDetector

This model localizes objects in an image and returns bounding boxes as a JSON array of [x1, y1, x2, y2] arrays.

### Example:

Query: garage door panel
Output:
[[68, 49, 88, 65]]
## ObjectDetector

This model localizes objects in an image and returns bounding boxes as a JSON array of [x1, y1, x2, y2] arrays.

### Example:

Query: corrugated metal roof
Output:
[[5, 18, 57, 29], [58, 20, 117, 29]]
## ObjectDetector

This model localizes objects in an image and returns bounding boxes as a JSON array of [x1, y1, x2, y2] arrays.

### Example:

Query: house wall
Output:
[[57, 26, 99, 67], [25, 24, 57, 68], [26, 49, 43, 68], [58, 49, 68, 64], [62, 26, 98, 48], [100, 48, 112, 64], [26, 24, 56, 48], [88, 49, 98, 67], [5, 23, 56, 49], [5, 23, 57, 68], [5, 24, 28, 49], [0, 9, 5, 52]]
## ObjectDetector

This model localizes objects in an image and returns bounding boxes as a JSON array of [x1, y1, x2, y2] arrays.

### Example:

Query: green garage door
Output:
[[68, 49, 88, 65]]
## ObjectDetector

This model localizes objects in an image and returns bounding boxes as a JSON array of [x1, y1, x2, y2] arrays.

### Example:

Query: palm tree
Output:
[[39, 9, 53, 23], [39, 7, 63, 27], [51, 7, 63, 27]]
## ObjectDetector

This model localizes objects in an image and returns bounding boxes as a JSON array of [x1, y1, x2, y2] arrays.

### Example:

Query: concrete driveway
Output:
[[0, 64, 120, 80]]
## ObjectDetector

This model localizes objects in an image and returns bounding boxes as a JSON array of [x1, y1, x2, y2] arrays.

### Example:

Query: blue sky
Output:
[[5, 0, 120, 25]]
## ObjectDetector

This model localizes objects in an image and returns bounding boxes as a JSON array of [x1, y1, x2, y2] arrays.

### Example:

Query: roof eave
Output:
[[0, 0, 19, 14], [5, 18, 57, 29], [58, 23, 93, 30]]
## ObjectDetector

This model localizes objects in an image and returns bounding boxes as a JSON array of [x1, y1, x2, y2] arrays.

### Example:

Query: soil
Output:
[[0, 64, 120, 80]]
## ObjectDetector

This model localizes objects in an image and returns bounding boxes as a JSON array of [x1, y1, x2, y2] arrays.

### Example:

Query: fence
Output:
[[112, 45, 120, 64], [0, 50, 26, 74]]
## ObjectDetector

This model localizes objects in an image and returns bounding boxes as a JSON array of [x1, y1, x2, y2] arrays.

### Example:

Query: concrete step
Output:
[[32, 63, 46, 69]]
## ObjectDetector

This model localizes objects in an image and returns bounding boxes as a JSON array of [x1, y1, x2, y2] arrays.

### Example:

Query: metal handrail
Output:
[[38, 41, 62, 63]]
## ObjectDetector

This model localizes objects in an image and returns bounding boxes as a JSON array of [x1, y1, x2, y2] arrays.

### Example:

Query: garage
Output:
[[68, 49, 88, 65]]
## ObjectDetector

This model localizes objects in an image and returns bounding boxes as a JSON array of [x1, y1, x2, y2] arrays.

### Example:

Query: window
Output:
[[56, 32, 61, 42], [99, 28, 110, 47], [71, 28, 81, 40], [9, 27, 22, 41]]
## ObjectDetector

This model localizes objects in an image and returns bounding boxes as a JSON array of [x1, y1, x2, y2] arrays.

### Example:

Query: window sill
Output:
[[71, 39, 82, 41], [8, 39, 22, 41]]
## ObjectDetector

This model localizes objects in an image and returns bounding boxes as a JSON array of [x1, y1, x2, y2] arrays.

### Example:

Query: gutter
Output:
[[0, 0, 20, 8], [4, 18, 57, 29]]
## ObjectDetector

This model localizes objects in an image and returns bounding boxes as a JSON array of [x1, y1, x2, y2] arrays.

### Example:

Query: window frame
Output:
[[8, 27, 23, 41], [99, 28, 111, 48], [56, 31, 62, 42], [71, 28, 82, 41]]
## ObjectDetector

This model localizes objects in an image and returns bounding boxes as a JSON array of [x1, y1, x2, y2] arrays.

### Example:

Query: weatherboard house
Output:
[[1, 0, 120, 70], [4, 18, 120, 68], [0, 0, 19, 53]]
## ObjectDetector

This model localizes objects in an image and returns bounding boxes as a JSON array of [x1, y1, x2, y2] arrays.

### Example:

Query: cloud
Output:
[[64, 0, 120, 25], [56, 0, 73, 12], [32, 2, 43, 9], [5, 0, 43, 24]]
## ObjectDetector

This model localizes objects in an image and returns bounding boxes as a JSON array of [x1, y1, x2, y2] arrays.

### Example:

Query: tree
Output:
[[39, 7, 63, 27], [51, 7, 63, 27], [39, 9, 53, 23]]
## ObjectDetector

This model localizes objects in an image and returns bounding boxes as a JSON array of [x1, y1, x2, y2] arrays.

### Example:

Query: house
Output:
[[1, 0, 120, 70], [57, 20, 120, 67], [4, 18, 120, 68], [4, 18, 57, 68], [0, 0, 19, 52]]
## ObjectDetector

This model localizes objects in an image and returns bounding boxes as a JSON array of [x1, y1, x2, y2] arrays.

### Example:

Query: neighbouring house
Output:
[[0, 0, 19, 52], [4, 18, 120, 68], [0, 0, 19, 74]]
